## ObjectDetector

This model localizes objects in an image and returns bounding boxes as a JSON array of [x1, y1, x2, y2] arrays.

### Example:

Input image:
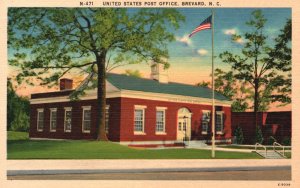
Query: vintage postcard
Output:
[[1, 0, 299, 187]]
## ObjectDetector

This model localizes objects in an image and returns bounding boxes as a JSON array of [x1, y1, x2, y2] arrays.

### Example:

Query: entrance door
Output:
[[177, 108, 191, 141]]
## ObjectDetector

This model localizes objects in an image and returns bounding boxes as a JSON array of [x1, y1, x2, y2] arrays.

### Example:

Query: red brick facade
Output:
[[119, 97, 231, 142], [231, 112, 291, 144], [30, 96, 232, 144], [30, 98, 121, 140]]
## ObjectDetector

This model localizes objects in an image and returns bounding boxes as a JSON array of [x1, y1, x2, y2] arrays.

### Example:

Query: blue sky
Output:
[[119, 8, 291, 84]]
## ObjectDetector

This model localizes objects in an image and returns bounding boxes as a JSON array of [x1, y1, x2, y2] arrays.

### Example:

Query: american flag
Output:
[[189, 15, 212, 38]]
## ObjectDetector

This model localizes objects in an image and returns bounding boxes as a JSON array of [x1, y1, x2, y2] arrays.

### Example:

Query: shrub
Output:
[[282, 137, 291, 146], [268, 136, 277, 145], [254, 126, 264, 144], [233, 126, 244, 144], [11, 111, 29, 132]]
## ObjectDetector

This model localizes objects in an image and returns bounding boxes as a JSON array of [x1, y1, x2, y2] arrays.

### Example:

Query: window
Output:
[[105, 105, 110, 134], [134, 105, 146, 134], [156, 107, 166, 133], [50, 108, 57, 132], [134, 109, 144, 132], [37, 109, 44, 132], [178, 122, 182, 131], [82, 106, 91, 133], [64, 107, 72, 132], [216, 111, 224, 134], [202, 110, 211, 134], [183, 121, 187, 131]]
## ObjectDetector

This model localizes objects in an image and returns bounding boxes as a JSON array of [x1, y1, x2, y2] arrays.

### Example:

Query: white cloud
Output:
[[234, 37, 244, 44], [176, 34, 192, 46], [197, 49, 208, 56], [223, 29, 237, 35]]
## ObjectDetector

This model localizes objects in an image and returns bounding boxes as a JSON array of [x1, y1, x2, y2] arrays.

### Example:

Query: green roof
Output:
[[107, 73, 230, 102]]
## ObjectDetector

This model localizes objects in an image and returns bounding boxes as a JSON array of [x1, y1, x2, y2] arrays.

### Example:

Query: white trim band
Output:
[[30, 81, 232, 107]]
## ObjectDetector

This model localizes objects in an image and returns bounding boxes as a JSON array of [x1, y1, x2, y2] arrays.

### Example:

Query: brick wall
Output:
[[231, 111, 291, 144], [30, 97, 232, 143], [30, 98, 121, 141], [119, 97, 232, 143]]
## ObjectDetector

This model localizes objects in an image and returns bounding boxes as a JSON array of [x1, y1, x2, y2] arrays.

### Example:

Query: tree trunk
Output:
[[254, 78, 259, 128], [96, 52, 108, 141]]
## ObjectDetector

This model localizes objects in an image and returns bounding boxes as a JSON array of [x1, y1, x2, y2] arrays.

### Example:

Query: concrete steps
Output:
[[185, 140, 208, 148], [256, 150, 286, 159]]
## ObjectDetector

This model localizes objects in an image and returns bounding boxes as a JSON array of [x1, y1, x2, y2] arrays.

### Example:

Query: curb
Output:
[[7, 165, 291, 176]]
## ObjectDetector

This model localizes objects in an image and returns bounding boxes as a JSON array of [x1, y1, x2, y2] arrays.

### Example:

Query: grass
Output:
[[218, 145, 291, 150], [285, 152, 291, 159], [7, 131, 29, 141], [7, 131, 262, 159], [218, 145, 274, 150], [218, 144, 292, 159]]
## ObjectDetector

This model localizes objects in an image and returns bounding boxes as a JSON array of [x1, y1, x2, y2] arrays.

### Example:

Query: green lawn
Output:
[[218, 145, 275, 150], [285, 152, 291, 159], [7, 131, 262, 159], [7, 131, 29, 141], [218, 145, 291, 150], [218, 145, 292, 159]]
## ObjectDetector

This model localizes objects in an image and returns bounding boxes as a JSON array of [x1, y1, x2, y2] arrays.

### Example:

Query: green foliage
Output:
[[218, 10, 291, 112], [282, 137, 291, 146], [8, 8, 184, 140], [214, 69, 236, 99], [7, 131, 29, 141], [7, 79, 30, 131], [213, 69, 249, 112], [233, 126, 244, 144], [254, 126, 264, 144], [124, 69, 143, 78], [196, 81, 210, 87], [11, 111, 30, 132], [8, 8, 185, 87], [267, 136, 277, 145], [231, 100, 249, 112]]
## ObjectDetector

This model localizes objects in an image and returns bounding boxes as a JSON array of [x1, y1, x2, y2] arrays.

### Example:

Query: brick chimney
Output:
[[60, 78, 73, 90], [150, 63, 168, 83]]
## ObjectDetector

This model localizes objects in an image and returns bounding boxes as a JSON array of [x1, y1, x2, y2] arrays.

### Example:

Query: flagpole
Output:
[[211, 9, 215, 158]]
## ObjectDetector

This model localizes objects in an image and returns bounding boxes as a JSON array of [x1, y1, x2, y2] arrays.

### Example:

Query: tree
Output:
[[7, 79, 30, 131], [267, 19, 291, 105], [195, 81, 210, 87], [124, 69, 143, 78], [200, 69, 249, 112], [219, 10, 291, 121], [8, 8, 184, 140]]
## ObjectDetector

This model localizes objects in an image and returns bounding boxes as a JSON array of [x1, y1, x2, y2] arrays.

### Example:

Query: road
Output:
[[8, 169, 291, 180]]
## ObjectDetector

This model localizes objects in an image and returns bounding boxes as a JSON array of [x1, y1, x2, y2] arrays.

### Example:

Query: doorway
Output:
[[177, 107, 192, 141]]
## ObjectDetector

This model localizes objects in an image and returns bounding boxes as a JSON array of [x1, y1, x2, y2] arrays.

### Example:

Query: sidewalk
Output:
[[7, 159, 291, 175]]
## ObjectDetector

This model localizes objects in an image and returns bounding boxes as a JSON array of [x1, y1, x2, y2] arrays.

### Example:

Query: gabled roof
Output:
[[107, 73, 230, 102]]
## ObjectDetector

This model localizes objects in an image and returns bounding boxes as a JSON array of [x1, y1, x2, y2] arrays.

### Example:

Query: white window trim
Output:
[[216, 111, 224, 135], [82, 106, 91, 133], [64, 107, 72, 133], [49, 108, 57, 132], [37, 108, 44, 132], [201, 110, 211, 135], [134, 105, 147, 109], [156, 106, 168, 110], [105, 105, 110, 133], [155, 107, 167, 135], [81, 106, 91, 110], [134, 105, 147, 135]]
